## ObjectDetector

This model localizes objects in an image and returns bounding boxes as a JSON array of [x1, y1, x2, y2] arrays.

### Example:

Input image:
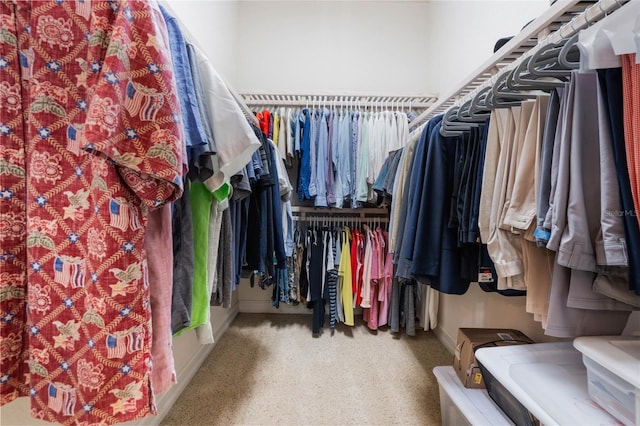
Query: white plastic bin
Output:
[[433, 366, 513, 426], [574, 337, 640, 426], [476, 341, 620, 425]]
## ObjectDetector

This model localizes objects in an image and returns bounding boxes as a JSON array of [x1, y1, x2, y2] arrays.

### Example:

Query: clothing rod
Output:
[[292, 212, 389, 217], [229, 88, 260, 126], [408, 0, 624, 130], [291, 206, 388, 216], [548, 0, 628, 44], [292, 216, 389, 222], [241, 93, 438, 110], [242, 99, 435, 109]]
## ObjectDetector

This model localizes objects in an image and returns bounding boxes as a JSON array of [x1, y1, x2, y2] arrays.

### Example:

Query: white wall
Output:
[[435, 286, 559, 354], [234, 0, 549, 97], [235, 0, 434, 96], [423, 0, 549, 96], [164, 0, 240, 85]]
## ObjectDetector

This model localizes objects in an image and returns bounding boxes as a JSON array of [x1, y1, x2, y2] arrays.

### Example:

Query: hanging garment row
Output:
[[0, 2, 264, 424], [284, 219, 426, 336], [251, 106, 412, 208], [384, 114, 496, 320], [388, 3, 640, 340]]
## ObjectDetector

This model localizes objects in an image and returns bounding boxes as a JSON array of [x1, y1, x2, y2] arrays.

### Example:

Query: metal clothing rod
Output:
[[408, 0, 627, 131]]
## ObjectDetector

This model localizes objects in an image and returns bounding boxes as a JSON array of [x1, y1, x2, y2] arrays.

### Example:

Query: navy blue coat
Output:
[[396, 115, 442, 279], [411, 121, 471, 295]]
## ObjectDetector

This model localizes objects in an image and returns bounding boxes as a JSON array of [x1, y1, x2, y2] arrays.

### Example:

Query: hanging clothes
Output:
[[171, 176, 194, 335], [543, 71, 633, 337], [338, 227, 355, 326], [351, 228, 365, 308], [258, 105, 411, 208], [378, 228, 393, 327], [0, 1, 185, 423], [146, 205, 176, 394], [389, 128, 421, 254], [160, 4, 211, 179], [396, 117, 439, 278], [284, 218, 408, 334], [325, 230, 340, 330], [621, 54, 640, 293], [389, 34, 640, 337], [597, 68, 640, 300]]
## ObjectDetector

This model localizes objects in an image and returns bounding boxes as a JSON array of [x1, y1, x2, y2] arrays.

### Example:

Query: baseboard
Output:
[[212, 302, 239, 341], [434, 324, 456, 355], [136, 304, 239, 426]]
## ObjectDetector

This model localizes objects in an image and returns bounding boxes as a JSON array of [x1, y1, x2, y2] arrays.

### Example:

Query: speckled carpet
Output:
[[161, 313, 450, 426]]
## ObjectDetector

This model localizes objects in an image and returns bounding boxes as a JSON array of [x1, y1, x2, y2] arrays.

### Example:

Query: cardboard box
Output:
[[453, 328, 534, 389]]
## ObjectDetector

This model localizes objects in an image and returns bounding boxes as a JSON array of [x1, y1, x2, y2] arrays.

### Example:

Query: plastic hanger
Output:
[[484, 86, 496, 110], [440, 107, 467, 137], [487, 71, 536, 109], [526, 45, 569, 80], [469, 86, 492, 118], [456, 99, 482, 126], [456, 96, 490, 130], [455, 100, 473, 120], [494, 70, 537, 100], [507, 56, 565, 91], [558, 33, 581, 70]]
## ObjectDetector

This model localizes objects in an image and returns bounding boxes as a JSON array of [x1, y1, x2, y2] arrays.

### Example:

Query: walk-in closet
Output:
[[1, 1, 639, 425]]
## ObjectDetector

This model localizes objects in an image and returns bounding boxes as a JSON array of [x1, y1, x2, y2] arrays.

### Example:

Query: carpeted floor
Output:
[[161, 313, 451, 426]]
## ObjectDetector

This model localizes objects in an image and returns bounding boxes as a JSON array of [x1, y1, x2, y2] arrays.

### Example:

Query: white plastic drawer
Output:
[[433, 366, 513, 426], [583, 354, 639, 426]]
